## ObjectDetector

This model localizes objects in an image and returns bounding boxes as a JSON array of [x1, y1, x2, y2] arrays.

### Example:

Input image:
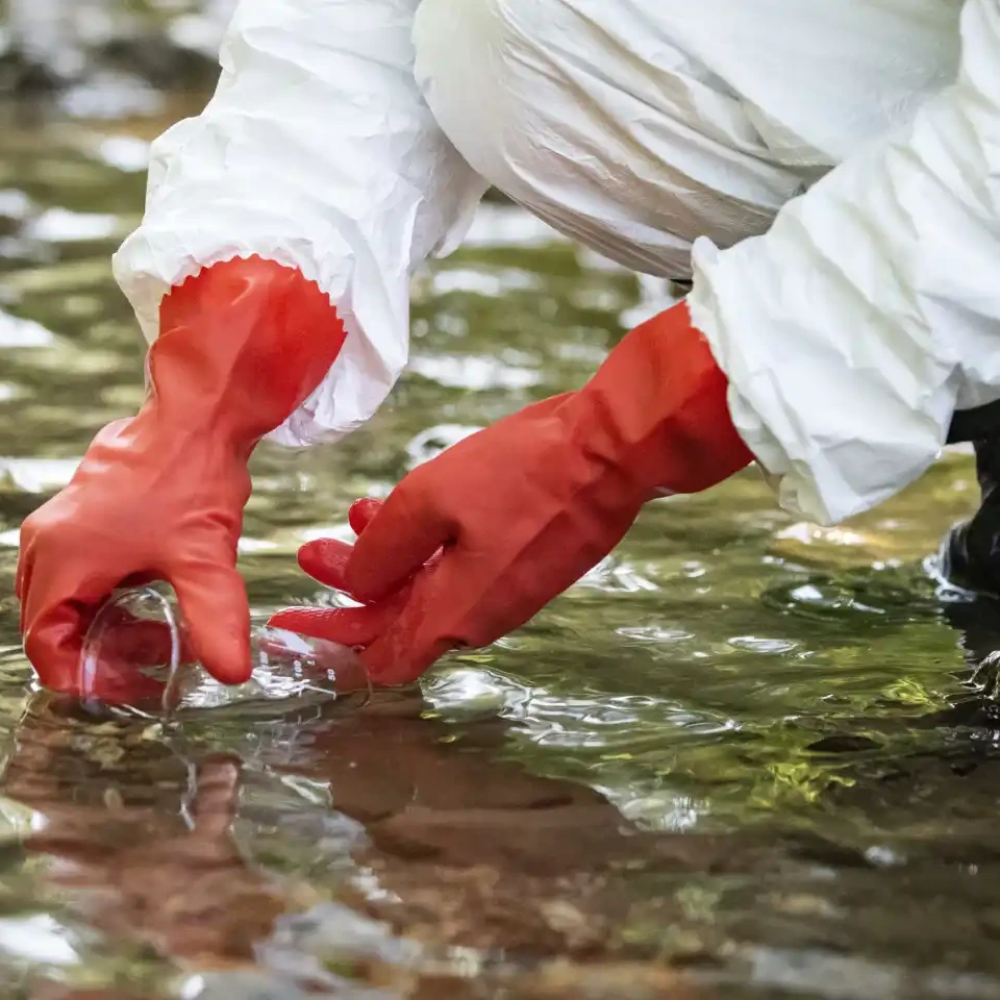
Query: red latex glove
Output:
[[270, 301, 753, 685], [17, 257, 345, 698]]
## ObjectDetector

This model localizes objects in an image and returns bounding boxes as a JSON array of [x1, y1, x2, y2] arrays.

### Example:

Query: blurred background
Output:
[[1, 0, 233, 102]]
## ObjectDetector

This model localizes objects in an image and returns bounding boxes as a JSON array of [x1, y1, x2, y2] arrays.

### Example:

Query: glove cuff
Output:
[[148, 256, 347, 449], [581, 301, 754, 495]]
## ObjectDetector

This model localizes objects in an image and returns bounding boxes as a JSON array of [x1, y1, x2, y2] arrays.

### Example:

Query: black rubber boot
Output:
[[939, 436, 1000, 597]]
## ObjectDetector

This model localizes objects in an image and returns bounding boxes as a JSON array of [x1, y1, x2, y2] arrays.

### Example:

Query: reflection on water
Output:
[[1, 44, 1000, 1000]]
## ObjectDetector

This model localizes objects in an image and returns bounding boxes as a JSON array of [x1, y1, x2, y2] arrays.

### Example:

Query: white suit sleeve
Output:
[[688, 0, 1000, 525], [112, 0, 488, 447]]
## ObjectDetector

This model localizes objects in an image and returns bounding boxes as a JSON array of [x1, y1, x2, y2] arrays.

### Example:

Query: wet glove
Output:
[[17, 257, 345, 697], [270, 301, 753, 685]]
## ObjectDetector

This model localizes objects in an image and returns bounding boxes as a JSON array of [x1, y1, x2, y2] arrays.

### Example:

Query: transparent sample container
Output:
[[78, 585, 369, 717]]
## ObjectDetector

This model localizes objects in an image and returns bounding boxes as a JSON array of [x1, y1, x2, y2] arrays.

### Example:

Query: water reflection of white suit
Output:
[[113, 0, 1000, 526]]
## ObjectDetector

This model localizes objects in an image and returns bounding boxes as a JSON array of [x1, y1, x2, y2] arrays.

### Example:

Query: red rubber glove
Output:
[[270, 301, 753, 685], [17, 257, 345, 697]]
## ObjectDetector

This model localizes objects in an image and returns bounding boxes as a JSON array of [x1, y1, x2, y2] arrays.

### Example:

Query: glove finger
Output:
[[268, 606, 381, 647], [21, 553, 137, 693], [347, 482, 453, 603], [171, 557, 252, 686], [348, 498, 383, 536], [297, 538, 354, 592], [296, 499, 405, 598], [294, 497, 383, 596], [24, 601, 92, 694], [26, 602, 167, 703], [269, 586, 409, 648]]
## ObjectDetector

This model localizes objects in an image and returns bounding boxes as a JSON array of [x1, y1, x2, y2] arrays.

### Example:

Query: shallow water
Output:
[[2, 75, 1000, 1000]]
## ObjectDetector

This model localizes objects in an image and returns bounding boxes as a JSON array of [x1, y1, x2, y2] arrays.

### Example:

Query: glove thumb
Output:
[[172, 554, 252, 685]]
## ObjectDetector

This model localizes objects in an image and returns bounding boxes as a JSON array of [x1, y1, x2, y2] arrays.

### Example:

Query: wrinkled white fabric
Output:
[[688, 0, 1000, 523], [415, 0, 960, 280], [114, 0, 1000, 526], [113, 0, 487, 446]]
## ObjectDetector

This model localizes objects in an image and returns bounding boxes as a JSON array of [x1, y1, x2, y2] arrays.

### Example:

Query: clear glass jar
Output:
[[78, 584, 369, 717]]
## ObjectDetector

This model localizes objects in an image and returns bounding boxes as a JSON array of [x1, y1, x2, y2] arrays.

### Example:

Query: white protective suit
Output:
[[113, 0, 1000, 525]]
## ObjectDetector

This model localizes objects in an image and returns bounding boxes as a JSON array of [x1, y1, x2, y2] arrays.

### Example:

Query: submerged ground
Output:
[[3, 11, 1000, 998]]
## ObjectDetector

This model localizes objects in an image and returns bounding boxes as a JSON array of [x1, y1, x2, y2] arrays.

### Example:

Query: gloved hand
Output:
[[270, 301, 753, 685], [17, 257, 345, 697]]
